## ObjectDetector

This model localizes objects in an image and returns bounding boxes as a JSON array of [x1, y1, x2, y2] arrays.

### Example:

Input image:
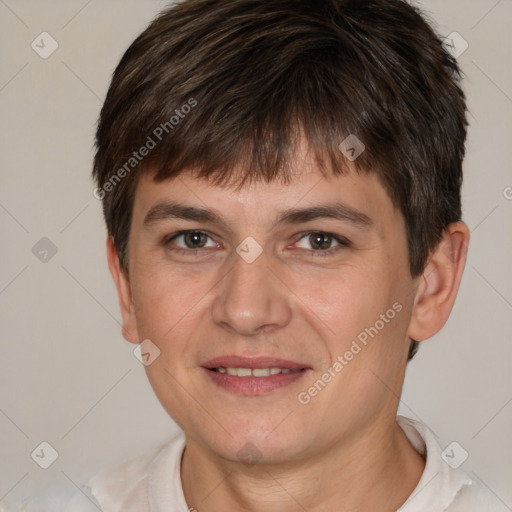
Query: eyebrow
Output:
[[143, 202, 231, 229], [143, 201, 373, 229], [275, 203, 372, 228]]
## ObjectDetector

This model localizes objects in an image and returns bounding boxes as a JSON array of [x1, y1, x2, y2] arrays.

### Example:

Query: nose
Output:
[[210, 247, 293, 337]]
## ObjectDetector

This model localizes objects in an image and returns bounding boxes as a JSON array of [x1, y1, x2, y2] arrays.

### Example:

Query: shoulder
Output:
[[62, 489, 103, 512], [63, 431, 186, 512], [396, 416, 504, 512], [446, 480, 511, 511]]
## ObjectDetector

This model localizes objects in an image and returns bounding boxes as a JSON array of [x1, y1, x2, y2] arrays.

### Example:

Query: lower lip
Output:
[[202, 368, 308, 395]]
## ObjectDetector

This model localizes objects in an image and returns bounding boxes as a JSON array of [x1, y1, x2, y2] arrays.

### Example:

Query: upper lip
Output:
[[201, 355, 311, 370]]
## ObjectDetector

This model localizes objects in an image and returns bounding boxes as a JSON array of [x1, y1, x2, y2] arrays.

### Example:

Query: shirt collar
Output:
[[396, 415, 472, 511], [148, 433, 188, 512]]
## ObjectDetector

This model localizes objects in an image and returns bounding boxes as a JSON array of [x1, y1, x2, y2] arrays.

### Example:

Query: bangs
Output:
[[128, 51, 378, 191]]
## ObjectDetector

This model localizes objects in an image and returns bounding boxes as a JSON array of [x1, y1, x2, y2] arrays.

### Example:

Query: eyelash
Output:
[[162, 230, 350, 257]]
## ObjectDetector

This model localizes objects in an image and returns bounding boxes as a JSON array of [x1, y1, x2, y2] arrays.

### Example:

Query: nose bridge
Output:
[[211, 247, 292, 336]]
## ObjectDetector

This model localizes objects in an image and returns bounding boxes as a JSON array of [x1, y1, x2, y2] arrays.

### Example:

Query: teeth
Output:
[[253, 368, 270, 377], [216, 367, 298, 377]]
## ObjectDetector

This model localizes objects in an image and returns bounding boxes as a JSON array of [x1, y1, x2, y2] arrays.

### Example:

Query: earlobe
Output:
[[106, 237, 139, 344], [408, 222, 469, 343]]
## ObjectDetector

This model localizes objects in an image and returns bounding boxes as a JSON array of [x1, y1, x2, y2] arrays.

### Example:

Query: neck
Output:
[[181, 417, 425, 512]]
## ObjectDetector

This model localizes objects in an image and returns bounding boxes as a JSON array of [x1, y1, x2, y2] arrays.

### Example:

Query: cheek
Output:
[[312, 265, 410, 385], [130, 266, 209, 418], [130, 262, 209, 342], [303, 265, 394, 341]]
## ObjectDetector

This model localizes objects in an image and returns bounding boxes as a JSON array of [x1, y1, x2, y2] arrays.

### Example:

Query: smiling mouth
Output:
[[209, 367, 303, 377], [202, 360, 310, 395]]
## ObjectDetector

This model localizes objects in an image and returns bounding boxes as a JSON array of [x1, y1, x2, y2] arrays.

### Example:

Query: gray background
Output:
[[0, 0, 511, 510]]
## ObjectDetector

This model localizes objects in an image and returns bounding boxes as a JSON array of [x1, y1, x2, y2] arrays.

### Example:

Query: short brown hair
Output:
[[93, 0, 468, 359]]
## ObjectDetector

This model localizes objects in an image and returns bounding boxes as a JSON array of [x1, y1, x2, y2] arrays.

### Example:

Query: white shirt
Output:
[[64, 416, 499, 511]]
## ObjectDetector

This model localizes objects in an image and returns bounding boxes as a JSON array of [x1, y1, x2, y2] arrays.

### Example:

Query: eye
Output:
[[165, 230, 219, 251], [294, 231, 349, 253]]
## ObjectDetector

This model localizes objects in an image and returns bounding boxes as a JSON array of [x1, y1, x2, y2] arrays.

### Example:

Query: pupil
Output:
[[185, 232, 206, 248], [311, 232, 331, 250]]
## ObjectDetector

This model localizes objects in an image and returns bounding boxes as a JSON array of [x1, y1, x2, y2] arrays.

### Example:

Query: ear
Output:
[[106, 236, 139, 344], [408, 221, 470, 342]]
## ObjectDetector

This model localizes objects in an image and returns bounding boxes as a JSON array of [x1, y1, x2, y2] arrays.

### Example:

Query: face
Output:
[[118, 146, 421, 464]]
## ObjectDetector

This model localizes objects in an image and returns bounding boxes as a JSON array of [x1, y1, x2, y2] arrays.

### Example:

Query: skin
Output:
[[108, 141, 470, 512]]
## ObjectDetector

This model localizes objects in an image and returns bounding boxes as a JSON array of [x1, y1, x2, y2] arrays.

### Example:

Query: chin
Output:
[[194, 418, 310, 466]]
